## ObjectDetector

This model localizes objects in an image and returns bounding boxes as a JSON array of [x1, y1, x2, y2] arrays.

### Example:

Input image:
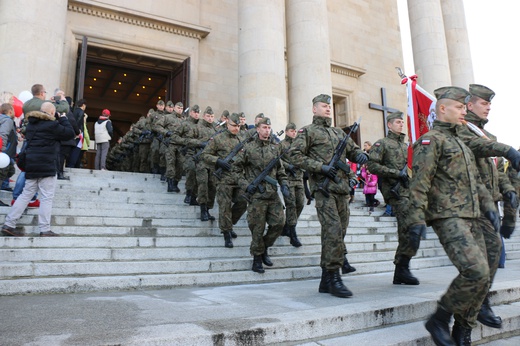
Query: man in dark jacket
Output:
[[57, 97, 80, 179], [1, 102, 75, 237]]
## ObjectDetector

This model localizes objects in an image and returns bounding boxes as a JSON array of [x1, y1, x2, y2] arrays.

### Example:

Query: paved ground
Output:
[[1, 262, 520, 345]]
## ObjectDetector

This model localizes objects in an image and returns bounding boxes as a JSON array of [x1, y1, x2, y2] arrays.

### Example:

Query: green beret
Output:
[[238, 112, 246, 118], [434, 86, 470, 104], [312, 94, 331, 104], [175, 102, 183, 108], [255, 113, 265, 119], [469, 84, 495, 102], [191, 104, 200, 112], [166, 101, 174, 107], [204, 106, 213, 114], [228, 112, 240, 124], [157, 100, 165, 105], [387, 111, 404, 122], [257, 117, 271, 126], [285, 122, 297, 130], [221, 110, 229, 118]]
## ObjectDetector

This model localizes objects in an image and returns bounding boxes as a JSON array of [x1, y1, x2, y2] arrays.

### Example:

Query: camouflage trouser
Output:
[[475, 215, 502, 287], [150, 137, 160, 169], [183, 155, 198, 194], [389, 197, 416, 263], [196, 165, 216, 209], [501, 199, 518, 231], [132, 149, 140, 172], [247, 196, 285, 255], [0, 163, 15, 183], [430, 217, 490, 329], [315, 192, 349, 271], [165, 146, 184, 181], [138, 143, 151, 173], [283, 182, 305, 226], [216, 183, 247, 233], [159, 142, 167, 168]]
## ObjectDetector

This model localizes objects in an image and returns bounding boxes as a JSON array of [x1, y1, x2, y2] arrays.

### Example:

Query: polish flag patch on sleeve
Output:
[[421, 139, 431, 145]]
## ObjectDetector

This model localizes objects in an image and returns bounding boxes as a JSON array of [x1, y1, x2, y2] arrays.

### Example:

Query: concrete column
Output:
[[238, 0, 287, 133], [0, 0, 68, 96], [440, 0, 474, 87], [286, 0, 332, 128], [407, 0, 451, 93]]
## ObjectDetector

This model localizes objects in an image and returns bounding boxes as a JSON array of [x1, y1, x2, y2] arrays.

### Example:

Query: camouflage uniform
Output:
[[367, 113, 418, 286], [503, 163, 520, 237], [236, 132, 288, 257], [281, 135, 305, 236], [133, 112, 153, 173], [150, 108, 166, 172], [170, 113, 199, 197], [290, 115, 365, 271], [154, 110, 184, 190], [194, 117, 218, 211], [201, 127, 248, 242]]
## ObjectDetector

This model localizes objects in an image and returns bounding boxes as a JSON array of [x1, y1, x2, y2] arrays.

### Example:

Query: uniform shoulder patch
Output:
[[421, 139, 431, 145], [298, 128, 305, 133], [374, 142, 381, 147]]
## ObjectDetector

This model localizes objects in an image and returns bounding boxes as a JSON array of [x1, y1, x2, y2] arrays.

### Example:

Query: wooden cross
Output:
[[369, 87, 399, 136]]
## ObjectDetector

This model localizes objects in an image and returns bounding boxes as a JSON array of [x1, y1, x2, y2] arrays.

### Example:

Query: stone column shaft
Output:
[[286, 0, 332, 128]]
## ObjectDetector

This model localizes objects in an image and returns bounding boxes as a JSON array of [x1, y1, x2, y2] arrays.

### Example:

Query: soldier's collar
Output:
[[312, 115, 332, 127], [465, 111, 488, 128]]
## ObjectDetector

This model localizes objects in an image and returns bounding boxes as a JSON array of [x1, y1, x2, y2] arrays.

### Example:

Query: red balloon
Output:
[[12, 96, 23, 118]]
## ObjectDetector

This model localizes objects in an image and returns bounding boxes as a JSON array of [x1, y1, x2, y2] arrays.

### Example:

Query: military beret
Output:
[[257, 117, 271, 126], [255, 113, 265, 119], [191, 104, 200, 112], [175, 102, 183, 108], [285, 122, 297, 130], [204, 106, 213, 114], [157, 100, 165, 105], [469, 84, 495, 102], [166, 101, 174, 107], [238, 112, 246, 118], [228, 112, 240, 124], [434, 86, 471, 104], [221, 110, 230, 118], [312, 94, 331, 104], [387, 111, 404, 122]]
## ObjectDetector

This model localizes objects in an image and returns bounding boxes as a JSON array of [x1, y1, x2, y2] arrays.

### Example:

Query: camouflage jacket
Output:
[[235, 137, 288, 200], [201, 129, 244, 185], [280, 136, 304, 183], [459, 111, 515, 201], [133, 116, 153, 144], [408, 120, 495, 226], [289, 115, 364, 195], [170, 116, 199, 153], [150, 110, 166, 136], [367, 131, 408, 201]]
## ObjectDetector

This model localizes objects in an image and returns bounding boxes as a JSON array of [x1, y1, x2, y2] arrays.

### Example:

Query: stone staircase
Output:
[[1, 168, 520, 345]]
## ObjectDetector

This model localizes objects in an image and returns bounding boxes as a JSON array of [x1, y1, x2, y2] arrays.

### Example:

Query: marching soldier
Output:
[[235, 117, 289, 273], [289, 94, 368, 298], [201, 113, 248, 248], [368, 111, 419, 285], [150, 100, 166, 174]]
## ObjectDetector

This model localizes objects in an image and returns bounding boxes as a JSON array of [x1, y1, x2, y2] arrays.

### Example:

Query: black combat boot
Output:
[[451, 321, 472, 346], [189, 195, 199, 205], [289, 225, 302, 247], [281, 224, 290, 237], [318, 268, 330, 293], [425, 305, 456, 346], [223, 231, 233, 248], [167, 179, 174, 192], [328, 269, 353, 298], [171, 180, 180, 193], [160, 167, 166, 181], [341, 253, 356, 274], [230, 230, 238, 238], [477, 295, 502, 328], [57, 172, 70, 180], [206, 208, 215, 221], [184, 190, 192, 204], [393, 255, 419, 285], [261, 248, 273, 267], [252, 255, 265, 273], [200, 204, 209, 221]]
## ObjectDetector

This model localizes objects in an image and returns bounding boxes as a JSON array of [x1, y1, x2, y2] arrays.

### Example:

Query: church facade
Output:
[[0, 0, 472, 145]]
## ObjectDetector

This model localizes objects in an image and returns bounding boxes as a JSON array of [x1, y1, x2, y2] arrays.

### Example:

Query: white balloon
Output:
[[18, 90, 32, 103], [0, 152, 10, 168]]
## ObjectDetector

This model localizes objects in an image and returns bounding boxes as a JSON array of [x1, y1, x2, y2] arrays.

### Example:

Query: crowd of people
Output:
[[2, 82, 520, 345]]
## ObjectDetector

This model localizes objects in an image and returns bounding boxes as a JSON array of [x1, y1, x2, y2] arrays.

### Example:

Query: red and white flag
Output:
[[401, 74, 436, 168]]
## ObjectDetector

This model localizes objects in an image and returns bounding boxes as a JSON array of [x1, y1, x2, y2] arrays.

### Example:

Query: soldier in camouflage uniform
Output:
[[150, 100, 166, 174], [133, 108, 153, 173], [458, 84, 519, 330], [368, 111, 419, 286], [408, 86, 499, 345], [280, 122, 303, 247], [502, 161, 520, 239], [235, 117, 289, 273], [170, 105, 200, 203], [201, 113, 248, 248], [289, 94, 368, 298]]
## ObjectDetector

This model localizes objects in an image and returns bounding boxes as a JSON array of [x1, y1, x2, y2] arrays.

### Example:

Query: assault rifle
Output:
[[192, 126, 228, 163], [390, 165, 409, 200], [316, 117, 361, 198], [241, 147, 290, 202], [213, 132, 258, 179]]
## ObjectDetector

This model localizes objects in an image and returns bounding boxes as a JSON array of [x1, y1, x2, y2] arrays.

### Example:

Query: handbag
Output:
[[16, 131, 35, 171]]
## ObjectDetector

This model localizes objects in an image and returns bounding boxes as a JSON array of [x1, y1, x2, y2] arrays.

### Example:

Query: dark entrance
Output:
[[73, 38, 190, 167]]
